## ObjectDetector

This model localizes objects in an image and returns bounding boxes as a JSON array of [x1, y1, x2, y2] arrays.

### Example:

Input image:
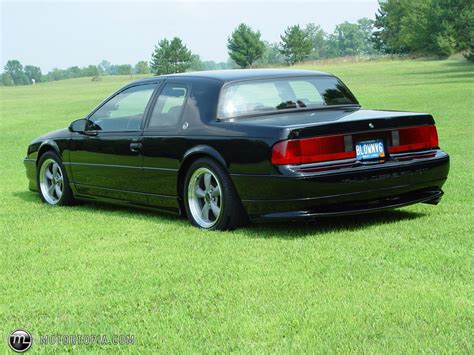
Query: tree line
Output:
[[0, 59, 153, 86], [2, 0, 472, 85], [0, 16, 378, 85], [150, 18, 378, 74], [148, 0, 472, 75]]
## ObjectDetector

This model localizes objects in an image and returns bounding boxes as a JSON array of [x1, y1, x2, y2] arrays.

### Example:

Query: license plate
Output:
[[355, 139, 386, 161]]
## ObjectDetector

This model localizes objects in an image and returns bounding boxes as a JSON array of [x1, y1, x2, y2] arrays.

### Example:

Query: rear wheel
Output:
[[184, 158, 247, 230], [37, 152, 74, 205]]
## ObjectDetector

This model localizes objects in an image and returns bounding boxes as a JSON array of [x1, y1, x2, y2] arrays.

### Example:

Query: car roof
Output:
[[130, 69, 332, 85]]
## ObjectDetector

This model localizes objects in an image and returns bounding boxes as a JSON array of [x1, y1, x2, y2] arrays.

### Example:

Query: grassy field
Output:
[[1, 59, 473, 353]]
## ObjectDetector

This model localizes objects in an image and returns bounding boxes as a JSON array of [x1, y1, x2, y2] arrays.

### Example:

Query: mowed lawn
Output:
[[1, 59, 473, 353]]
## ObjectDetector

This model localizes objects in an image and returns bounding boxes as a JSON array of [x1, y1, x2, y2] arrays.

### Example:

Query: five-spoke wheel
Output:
[[37, 152, 74, 206], [39, 158, 64, 204], [184, 158, 247, 230], [187, 167, 223, 228]]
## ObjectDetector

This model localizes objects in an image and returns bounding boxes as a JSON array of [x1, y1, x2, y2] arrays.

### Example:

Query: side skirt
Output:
[[71, 183, 182, 216]]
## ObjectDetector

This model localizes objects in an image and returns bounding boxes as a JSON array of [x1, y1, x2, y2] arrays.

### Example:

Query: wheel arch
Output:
[[36, 141, 61, 164], [177, 145, 228, 216]]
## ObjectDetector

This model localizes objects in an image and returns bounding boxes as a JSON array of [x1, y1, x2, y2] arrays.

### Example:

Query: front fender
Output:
[[37, 140, 62, 160]]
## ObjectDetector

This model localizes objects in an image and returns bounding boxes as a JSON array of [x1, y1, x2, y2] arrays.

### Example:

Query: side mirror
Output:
[[69, 118, 87, 133]]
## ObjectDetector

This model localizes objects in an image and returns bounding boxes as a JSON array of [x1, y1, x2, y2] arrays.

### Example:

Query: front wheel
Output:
[[37, 151, 75, 206], [184, 158, 247, 230]]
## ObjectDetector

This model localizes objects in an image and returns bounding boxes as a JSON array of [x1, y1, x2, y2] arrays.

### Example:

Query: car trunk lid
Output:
[[231, 108, 434, 138], [231, 108, 437, 166]]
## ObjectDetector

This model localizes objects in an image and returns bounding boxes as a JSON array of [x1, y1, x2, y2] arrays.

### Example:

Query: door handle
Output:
[[129, 142, 142, 152], [84, 130, 98, 137]]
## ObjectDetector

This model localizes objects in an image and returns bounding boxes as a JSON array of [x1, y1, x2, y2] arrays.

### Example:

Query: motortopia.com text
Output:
[[39, 334, 135, 346]]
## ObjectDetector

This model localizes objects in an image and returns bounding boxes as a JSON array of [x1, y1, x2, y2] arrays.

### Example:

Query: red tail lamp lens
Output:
[[389, 125, 438, 153], [271, 135, 355, 165], [271, 125, 439, 165]]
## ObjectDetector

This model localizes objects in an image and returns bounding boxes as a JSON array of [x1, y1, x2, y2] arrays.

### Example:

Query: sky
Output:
[[1, 0, 379, 72]]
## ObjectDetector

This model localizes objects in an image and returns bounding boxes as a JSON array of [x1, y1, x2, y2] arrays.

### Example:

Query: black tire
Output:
[[183, 158, 248, 230], [37, 151, 75, 206]]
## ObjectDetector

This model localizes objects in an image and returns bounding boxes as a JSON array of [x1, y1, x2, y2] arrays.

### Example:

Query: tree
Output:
[[373, 0, 408, 54], [134, 61, 150, 74], [372, 0, 473, 59], [279, 25, 313, 65], [1, 72, 14, 86], [398, 0, 438, 54], [201, 60, 230, 70], [324, 33, 341, 58], [433, 0, 473, 59], [150, 37, 193, 75], [257, 42, 285, 65], [333, 22, 365, 56], [4, 59, 29, 85], [305, 24, 328, 60], [67, 66, 81, 78], [357, 18, 377, 55], [227, 57, 238, 69], [107, 65, 119, 75], [189, 54, 205, 71], [98, 60, 111, 74], [372, 3, 389, 53], [81, 65, 100, 77], [116, 64, 132, 76], [227, 23, 265, 68], [24, 65, 42, 83], [47, 68, 65, 81]]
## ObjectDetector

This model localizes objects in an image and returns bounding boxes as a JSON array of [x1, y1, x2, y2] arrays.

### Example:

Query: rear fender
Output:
[[182, 145, 227, 168], [177, 145, 227, 216]]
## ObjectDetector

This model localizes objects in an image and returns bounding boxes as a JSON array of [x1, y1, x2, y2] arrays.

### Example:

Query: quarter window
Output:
[[147, 83, 188, 129], [88, 84, 156, 131]]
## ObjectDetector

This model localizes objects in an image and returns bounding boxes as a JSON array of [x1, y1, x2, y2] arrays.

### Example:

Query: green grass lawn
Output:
[[1, 59, 473, 353]]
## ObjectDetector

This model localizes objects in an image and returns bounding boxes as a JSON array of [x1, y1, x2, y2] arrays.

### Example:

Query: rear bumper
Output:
[[232, 150, 449, 221], [250, 188, 444, 221]]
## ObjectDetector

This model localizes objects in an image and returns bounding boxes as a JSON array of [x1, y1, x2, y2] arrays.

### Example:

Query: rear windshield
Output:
[[217, 76, 358, 119]]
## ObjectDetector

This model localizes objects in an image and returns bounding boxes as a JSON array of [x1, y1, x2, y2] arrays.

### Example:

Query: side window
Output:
[[88, 84, 156, 131], [147, 83, 188, 130]]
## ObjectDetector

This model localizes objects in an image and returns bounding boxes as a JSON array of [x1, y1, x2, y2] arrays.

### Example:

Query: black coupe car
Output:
[[24, 69, 449, 230]]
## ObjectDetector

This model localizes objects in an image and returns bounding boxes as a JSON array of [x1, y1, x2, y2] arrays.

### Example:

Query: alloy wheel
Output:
[[39, 158, 64, 204], [187, 167, 223, 228]]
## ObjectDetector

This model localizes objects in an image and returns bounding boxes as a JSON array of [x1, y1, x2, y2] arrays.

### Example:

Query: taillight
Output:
[[271, 135, 355, 165], [271, 125, 439, 165], [389, 125, 438, 153]]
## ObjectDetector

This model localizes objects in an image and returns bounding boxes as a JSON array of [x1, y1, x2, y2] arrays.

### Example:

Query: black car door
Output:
[[140, 81, 190, 209], [68, 82, 160, 202]]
